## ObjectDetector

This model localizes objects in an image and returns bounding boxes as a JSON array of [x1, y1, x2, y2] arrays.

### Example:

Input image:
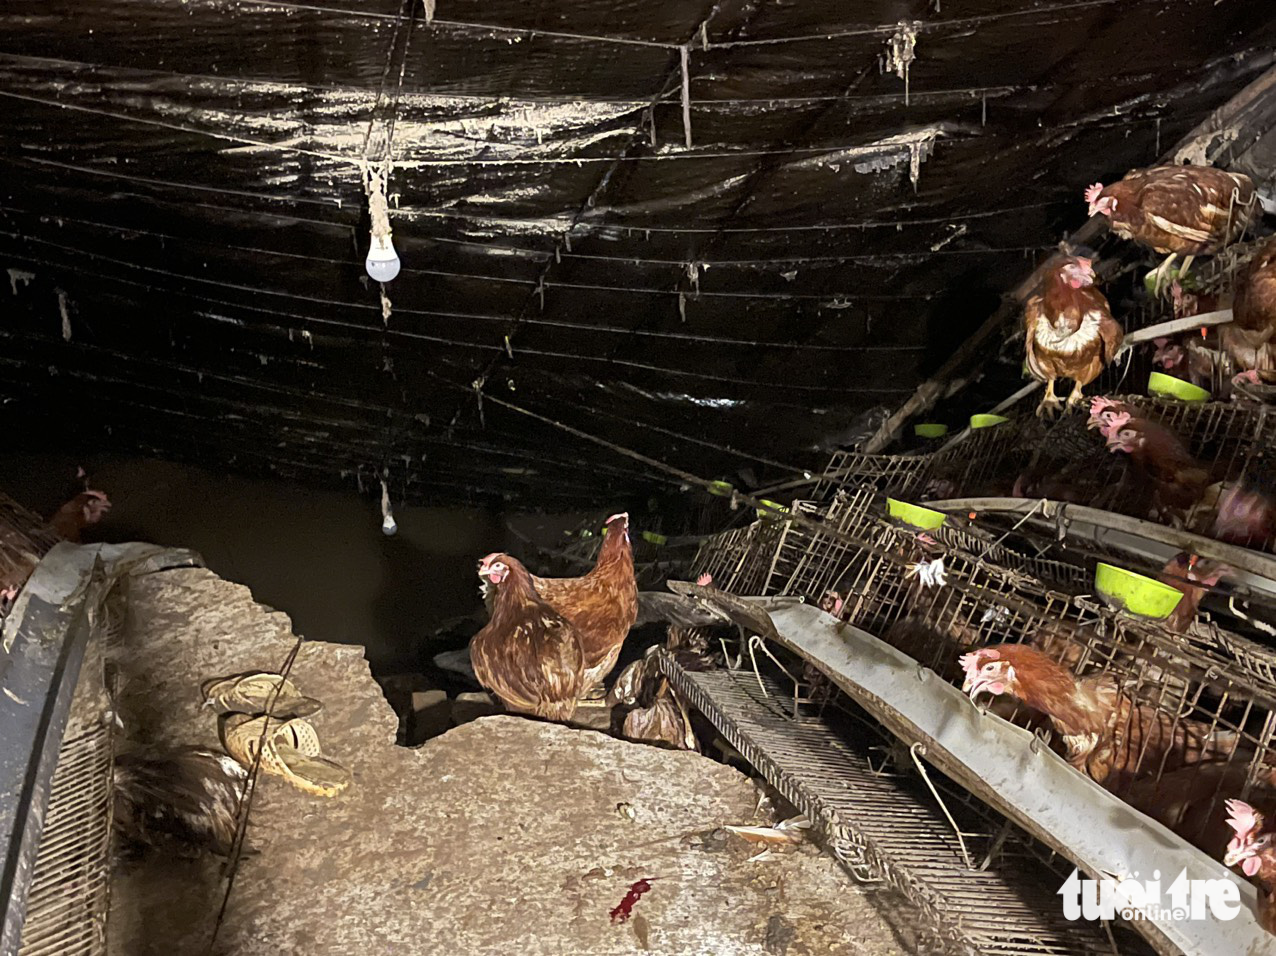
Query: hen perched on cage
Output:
[[1085, 164, 1257, 294], [1023, 256, 1124, 417]]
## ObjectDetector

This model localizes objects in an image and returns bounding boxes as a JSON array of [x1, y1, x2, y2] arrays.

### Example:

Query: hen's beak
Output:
[[962, 675, 986, 698], [1224, 844, 1253, 869]]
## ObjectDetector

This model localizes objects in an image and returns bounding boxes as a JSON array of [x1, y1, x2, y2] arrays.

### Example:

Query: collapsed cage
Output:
[[676, 414, 1276, 952]]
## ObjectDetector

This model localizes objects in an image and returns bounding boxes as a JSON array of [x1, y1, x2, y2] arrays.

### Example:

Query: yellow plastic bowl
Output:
[[1148, 371, 1210, 403], [641, 531, 667, 546], [708, 480, 734, 497], [756, 499, 789, 521], [886, 498, 948, 531], [914, 423, 949, 439], [970, 414, 1010, 429], [1095, 563, 1185, 619]]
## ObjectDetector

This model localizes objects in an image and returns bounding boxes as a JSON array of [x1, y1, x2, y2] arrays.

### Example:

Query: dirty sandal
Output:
[[221, 715, 352, 798], [201, 672, 322, 719]]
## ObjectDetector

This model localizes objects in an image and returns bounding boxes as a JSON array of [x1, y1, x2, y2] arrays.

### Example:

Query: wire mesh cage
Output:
[[16, 582, 119, 956], [816, 394, 1276, 558], [0, 492, 61, 615], [690, 491, 1276, 871], [658, 642, 1155, 955]]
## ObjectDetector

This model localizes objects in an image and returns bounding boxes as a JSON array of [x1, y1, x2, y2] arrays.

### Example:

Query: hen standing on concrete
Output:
[[482, 513, 638, 699], [471, 553, 586, 721]]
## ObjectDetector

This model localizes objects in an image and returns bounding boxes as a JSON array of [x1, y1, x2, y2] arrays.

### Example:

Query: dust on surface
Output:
[[108, 567, 916, 955]]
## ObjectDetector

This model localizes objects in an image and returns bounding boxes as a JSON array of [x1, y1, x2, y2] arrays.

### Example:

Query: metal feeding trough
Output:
[[656, 654, 1137, 956]]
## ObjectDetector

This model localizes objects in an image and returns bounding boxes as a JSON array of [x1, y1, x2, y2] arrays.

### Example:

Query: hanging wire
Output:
[[0, 52, 1036, 107], [3, 230, 946, 313], [0, 87, 1005, 167], [206, 635, 306, 954], [0, 200, 1058, 267], [5, 249, 922, 397], [179, 0, 1130, 49], [205, 3, 416, 942], [10, 154, 1078, 233]]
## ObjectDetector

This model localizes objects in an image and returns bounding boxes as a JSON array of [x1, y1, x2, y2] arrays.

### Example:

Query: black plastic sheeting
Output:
[[0, 1, 1274, 508]]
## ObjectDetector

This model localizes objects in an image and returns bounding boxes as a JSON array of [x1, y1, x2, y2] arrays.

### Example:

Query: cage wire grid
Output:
[[658, 659, 1135, 955], [15, 581, 121, 956], [817, 394, 1276, 556], [687, 482, 1276, 902]]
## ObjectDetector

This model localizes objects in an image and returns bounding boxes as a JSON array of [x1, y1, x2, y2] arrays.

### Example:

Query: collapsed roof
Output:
[[2, 0, 1275, 507]]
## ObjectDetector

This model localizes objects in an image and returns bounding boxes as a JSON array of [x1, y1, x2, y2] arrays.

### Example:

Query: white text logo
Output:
[[1059, 869, 1241, 922]]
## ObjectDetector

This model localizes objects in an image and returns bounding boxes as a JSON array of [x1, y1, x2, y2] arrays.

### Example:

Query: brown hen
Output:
[[1223, 236, 1276, 376], [1223, 799, 1276, 934], [1157, 553, 1229, 634], [49, 489, 111, 542], [2, 485, 111, 611], [471, 553, 585, 721], [1086, 164, 1256, 293], [961, 644, 1237, 797], [1023, 256, 1123, 416], [524, 512, 638, 692], [1102, 406, 1211, 521]]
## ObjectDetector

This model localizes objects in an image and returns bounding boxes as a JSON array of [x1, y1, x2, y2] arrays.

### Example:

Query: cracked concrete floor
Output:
[[107, 567, 918, 955]]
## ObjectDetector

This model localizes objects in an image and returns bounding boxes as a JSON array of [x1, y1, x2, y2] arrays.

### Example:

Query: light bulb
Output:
[[382, 512, 398, 536], [366, 233, 401, 283]]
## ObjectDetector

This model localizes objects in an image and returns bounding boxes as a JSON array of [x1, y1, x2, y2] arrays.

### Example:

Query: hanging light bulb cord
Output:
[[366, 164, 393, 246], [377, 477, 393, 523]]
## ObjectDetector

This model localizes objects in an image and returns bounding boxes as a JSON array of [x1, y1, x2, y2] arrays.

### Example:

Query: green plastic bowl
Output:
[[1148, 371, 1210, 403], [1143, 266, 1202, 297], [1094, 563, 1185, 619], [970, 414, 1010, 429], [756, 499, 789, 521], [708, 480, 734, 497], [641, 531, 667, 546], [914, 423, 949, 439], [886, 498, 948, 531]]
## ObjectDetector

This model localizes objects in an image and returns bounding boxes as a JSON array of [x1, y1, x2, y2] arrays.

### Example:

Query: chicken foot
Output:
[[1036, 378, 1063, 418], [1148, 253, 1180, 298], [1064, 380, 1088, 411]]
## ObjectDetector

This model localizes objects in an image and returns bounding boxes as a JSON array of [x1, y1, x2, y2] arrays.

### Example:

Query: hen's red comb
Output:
[[958, 649, 996, 680], [1084, 183, 1104, 204], [1226, 799, 1262, 841]]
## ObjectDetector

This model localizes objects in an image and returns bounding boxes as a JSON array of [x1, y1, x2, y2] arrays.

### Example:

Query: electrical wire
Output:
[[175, 0, 1139, 50], [0, 201, 1055, 269], [9, 154, 1079, 235], [0, 225, 944, 303]]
